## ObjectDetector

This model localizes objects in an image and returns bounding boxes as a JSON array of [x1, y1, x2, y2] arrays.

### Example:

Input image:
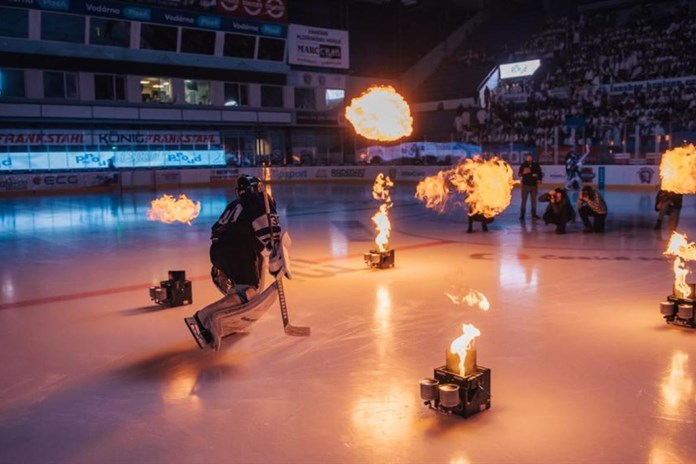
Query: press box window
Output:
[[295, 88, 315, 110], [185, 80, 212, 105], [223, 33, 256, 59], [325, 89, 345, 109], [94, 75, 125, 101], [224, 83, 248, 107], [0, 69, 25, 97], [140, 77, 173, 103], [41, 12, 85, 43], [43, 71, 79, 99], [261, 85, 284, 108], [0, 7, 28, 38], [180, 28, 215, 55], [257, 38, 285, 61], [140, 24, 177, 51], [90, 18, 131, 47]]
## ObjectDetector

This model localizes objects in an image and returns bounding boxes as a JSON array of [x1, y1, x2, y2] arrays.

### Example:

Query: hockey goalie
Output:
[[185, 175, 291, 350]]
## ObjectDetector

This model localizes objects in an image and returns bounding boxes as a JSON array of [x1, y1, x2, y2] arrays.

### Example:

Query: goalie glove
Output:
[[268, 232, 292, 280]]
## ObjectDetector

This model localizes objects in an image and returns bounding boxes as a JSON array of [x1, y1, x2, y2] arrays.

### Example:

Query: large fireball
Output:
[[660, 145, 696, 194], [345, 85, 413, 142], [416, 156, 517, 218], [147, 194, 201, 225]]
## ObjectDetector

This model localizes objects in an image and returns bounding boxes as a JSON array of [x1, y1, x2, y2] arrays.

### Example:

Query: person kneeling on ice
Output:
[[185, 175, 290, 350], [577, 185, 607, 233], [539, 188, 575, 234]]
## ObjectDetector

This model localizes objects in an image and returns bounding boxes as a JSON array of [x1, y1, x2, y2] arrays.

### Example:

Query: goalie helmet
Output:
[[236, 175, 260, 196]]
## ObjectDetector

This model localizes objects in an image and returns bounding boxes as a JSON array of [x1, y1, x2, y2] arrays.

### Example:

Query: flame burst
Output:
[[664, 231, 696, 299], [445, 290, 490, 311], [414, 170, 453, 213], [415, 156, 516, 218], [345, 85, 413, 141], [371, 173, 394, 252], [450, 323, 481, 376], [660, 145, 696, 194], [147, 194, 201, 225]]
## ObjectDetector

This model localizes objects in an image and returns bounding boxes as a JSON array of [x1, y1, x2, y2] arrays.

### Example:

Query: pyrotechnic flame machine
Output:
[[420, 331, 491, 418], [149, 270, 192, 307], [660, 232, 696, 328]]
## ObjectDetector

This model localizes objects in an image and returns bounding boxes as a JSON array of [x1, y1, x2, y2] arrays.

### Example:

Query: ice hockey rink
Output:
[[1, 183, 695, 464]]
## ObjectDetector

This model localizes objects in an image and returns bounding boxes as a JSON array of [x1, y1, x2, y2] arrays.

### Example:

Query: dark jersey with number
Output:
[[210, 192, 281, 289]]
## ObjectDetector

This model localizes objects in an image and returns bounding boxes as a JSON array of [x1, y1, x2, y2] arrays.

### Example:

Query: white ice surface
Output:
[[1, 184, 695, 464]]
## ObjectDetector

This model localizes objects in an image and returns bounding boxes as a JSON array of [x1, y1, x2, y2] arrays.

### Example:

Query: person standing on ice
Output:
[[185, 175, 290, 350], [518, 153, 544, 220]]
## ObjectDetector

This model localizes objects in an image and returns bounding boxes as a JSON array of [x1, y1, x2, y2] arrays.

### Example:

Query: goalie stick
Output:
[[262, 181, 311, 337]]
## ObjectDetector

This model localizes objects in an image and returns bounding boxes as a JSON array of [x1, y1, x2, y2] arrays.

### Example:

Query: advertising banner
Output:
[[287, 24, 349, 69], [359, 142, 481, 163], [0, 149, 225, 171], [116, 0, 288, 22], [482, 144, 536, 165], [0, 129, 221, 146], [113, 149, 226, 168], [0, 172, 118, 192], [0, 0, 287, 36]]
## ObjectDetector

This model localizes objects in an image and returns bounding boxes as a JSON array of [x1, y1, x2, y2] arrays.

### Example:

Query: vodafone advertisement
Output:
[[120, 0, 288, 22]]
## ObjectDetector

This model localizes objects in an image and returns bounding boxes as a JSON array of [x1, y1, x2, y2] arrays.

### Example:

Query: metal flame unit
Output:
[[660, 283, 696, 328], [364, 249, 395, 269], [420, 365, 491, 418], [149, 270, 192, 307]]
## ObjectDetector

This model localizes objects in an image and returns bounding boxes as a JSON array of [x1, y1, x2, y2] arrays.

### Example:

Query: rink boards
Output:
[[0, 164, 662, 193]]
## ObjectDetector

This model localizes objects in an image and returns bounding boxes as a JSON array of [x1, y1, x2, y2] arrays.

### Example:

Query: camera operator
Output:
[[577, 185, 608, 233], [654, 189, 683, 232], [518, 153, 544, 220], [539, 187, 575, 234]]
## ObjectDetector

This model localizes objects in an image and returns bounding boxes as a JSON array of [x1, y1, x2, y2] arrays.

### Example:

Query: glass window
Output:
[[0, 7, 28, 38], [140, 77, 173, 103], [224, 83, 248, 107], [261, 85, 283, 108], [43, 71, 79, 99], [94, 74, 126, 101], [89, 18, 131, 47], [41, 13, 85, 43], [184, 80, 212, 105], [0, 69, 25, 97], [257, 38, 285, 61], [140, 23, 177, 51], [325, 89, 345, 109], [223, 33, 256, 59], [294, 88, 315, 110], [180, 28, 215, 55]]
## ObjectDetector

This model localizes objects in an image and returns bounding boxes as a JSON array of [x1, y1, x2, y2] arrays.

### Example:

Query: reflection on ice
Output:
[[160, 364, 201, 408], [660, 351, 693, 416], [648, 442, 683, 464], [374, 284, 392, 359], [350, 387, 411, 444]]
